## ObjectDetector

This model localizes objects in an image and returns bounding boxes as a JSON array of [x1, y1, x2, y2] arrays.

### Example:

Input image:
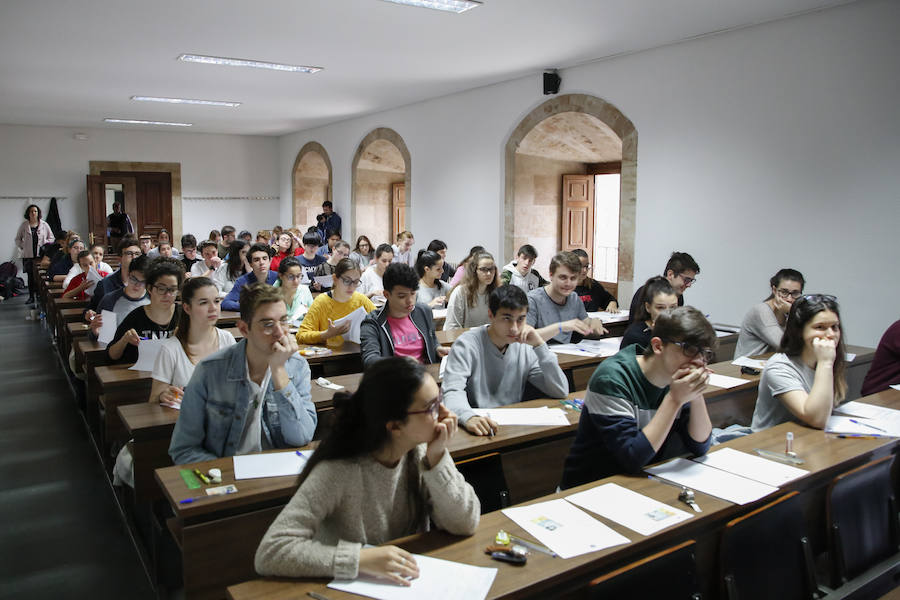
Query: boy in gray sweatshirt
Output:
[[441, 285, 569, 436]]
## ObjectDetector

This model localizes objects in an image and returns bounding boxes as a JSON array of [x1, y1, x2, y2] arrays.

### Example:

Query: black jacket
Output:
[[360, 303, 439, 368]]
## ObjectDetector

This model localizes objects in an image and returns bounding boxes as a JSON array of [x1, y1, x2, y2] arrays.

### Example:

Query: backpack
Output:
[[0, 261, 17, 280], [0, 276, 25, 299]]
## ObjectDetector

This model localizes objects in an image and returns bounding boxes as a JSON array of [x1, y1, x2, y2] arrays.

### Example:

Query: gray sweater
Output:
[[443, 286, 490, 330], [441, 325, 569, 424], [736, 302, 785, 358], [255, 446, 479, 580], [526, 287, 588, 343]]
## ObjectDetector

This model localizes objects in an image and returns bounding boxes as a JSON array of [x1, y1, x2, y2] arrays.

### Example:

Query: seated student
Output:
[[274, 257, 314, 325], [526, 251, 608, 343], [91, 255, 150, 338], [222, 240, 252, 295], [620, 276, 678, 350], [86, 237, 141, 319], [627, 252, 700, 324], [500, 244, 548, 292], [572, 248, 617, 312], [239, 229, 253, 244], [179, 234, 201, 276], [449, 245, 485, 289], [561, 307, 715, 489], [138, 233, 154, 256], [169, 283, 318, 464], [62, 250, 109, 300], [222, 243, 278, 312], [49, 238, 84, 281], [443, 251, 497, 331], [208, 229, 222, 246], [425, 240, 454, 283], [391, 230, 416, 268], [256, 230, 271, 245], [63, 242, 112, 288], [39, 230, 67, 270], [255, 357, 478, 582], [751, 294, 847, 432], [415, 250, 452, 308], [442, 286, 569, 436], [297, 258, 376, 347], [862, 320, 900, 395], [314, 240, 352, 286], [217, 225, 236, 259], [190, 239, 227, 291], [358, 243, 394, 303], [349, 235, 375, 271], [269, 231, 302, 272], [735, 268, 806, 358], [296, 231, 326, 284], [148, 229, 180, 259], [360, 264, 442, 367], [107, 258, 184, 363], [315, 229, 341, 258]]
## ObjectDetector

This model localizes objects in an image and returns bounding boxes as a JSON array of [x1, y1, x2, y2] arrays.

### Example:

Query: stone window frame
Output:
[[291, 141, 333, 228], [350, 127, 411, 243]]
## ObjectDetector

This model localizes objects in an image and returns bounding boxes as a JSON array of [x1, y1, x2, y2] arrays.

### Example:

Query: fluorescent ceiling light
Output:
[[104, 118, 192, 127], [379, 0, 481, 13], [131, 96, 241, 107], [178, 54, 322, 73]]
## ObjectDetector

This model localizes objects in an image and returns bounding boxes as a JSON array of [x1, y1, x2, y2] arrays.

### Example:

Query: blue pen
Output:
[[849, 419, 887, 433]]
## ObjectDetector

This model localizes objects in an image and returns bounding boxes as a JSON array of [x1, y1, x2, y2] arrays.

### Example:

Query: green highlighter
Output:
[[180, 469, 203, 490]]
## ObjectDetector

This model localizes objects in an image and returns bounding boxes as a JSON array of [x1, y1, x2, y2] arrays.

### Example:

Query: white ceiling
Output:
[[0, 0, 851, 137]]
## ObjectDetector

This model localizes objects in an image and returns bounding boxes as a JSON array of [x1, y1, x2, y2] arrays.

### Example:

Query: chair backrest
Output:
[[454, 452, 509, 513], [589, 539, 702, 599], [720, 491, 818, 600], [827, 455, 899, 583]]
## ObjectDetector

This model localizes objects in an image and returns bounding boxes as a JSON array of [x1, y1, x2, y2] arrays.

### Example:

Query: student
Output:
[[315, 229, 341, 258], [297, 258, 376, 347], [572, 248, 617, 312], [443, 251, 497, 331], [91, 256, 151, 339], [269, 232, 302, 272], [449, 245, 485, 288], [735, 268, 806, 358], [627, 252, 699, 323], [106, 258, 184, 363], [415, 250, 451, 308], [269, 226, 283, 247], [296, 231, 326, 283], [254, 357, 478, 583], [223, 240, 252, 295], [49, 238, 84, 281], [561, 306, 715, 489], [138, 233, 154, 256], [86, 237, 141, 317], [218, 225, 236, 258], [391, 230, 416, 268], [314, 240, 352, 286], [620, 276, 678, 350], [426, 239, 455, 282], [39, 230, 67, 270], [62, 250, 109, 300], [751, 294, 847, 432], [222, 243, 278, 312], [274, 257, 314, 325], [148, 229, 179, 259], [349, 235, 375, 271], [526, 251, 608, 343], [316, 200, 342, 240], [442, 286, 569, 436], [169, 283, 318, 464], [16, 204, 55, 304], [179, 234, 201, 275], [358, 243, 394, 303], [861, 319, 900, 396], [500, 244, 547, 292], [208, 229, 221, 245], [63, 242, 111, 288], [190, 239, 227, 291], [256, 230, 271, 245], [360, 263, 442, 367], [239, 230, 253, 244]]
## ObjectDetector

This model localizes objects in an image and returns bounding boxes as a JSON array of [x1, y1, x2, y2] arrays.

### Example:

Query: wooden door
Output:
[[561, 174, 594, 260], [86, 175, 136, 251], [101, 171, 172, 241], [392, 182, 406, 241]]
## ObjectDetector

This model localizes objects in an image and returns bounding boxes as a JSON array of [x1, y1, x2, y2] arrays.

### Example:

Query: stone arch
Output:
[[292, 141, 333, 229], [350, 127, 411, 245], [504, 93, 637, 298]]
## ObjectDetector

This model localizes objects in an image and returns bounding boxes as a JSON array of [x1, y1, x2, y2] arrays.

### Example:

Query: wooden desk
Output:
[[218, 311, 240, 327], [298, 342, 362, 377], [227, 388, 900, 600], [121, 402, 180, 505]]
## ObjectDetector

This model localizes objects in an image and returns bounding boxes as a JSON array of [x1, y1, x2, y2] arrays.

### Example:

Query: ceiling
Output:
[[0, 0, 851, 137], [517, 112, 622, 162]]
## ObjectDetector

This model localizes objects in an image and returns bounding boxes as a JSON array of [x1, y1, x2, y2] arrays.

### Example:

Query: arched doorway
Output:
[[292, 142, 332, 229], [350, 128, 411, 246], [504, 94, 637, 300]]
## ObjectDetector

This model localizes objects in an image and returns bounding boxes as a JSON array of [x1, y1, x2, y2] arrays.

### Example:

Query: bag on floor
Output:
[[0, 275, 25, 299], [0, 261, 17, 280]]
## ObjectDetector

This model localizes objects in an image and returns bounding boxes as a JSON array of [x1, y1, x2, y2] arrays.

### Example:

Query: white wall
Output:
[[0, 123, 279, 261], [278, 0, 900, 347]]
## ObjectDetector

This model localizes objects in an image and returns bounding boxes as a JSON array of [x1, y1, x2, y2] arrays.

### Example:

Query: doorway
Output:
[[292, 142, 332, 230], [350, 128, 411, 246]]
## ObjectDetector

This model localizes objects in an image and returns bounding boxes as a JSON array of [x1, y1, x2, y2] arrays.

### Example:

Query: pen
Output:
[[836, 434, 886, 439], [307, 592, 333, 600], [508, 535, 557, 558], [849, 419, 887, 433], [486, 411, 495, 437], [180, 495, 215, 504]]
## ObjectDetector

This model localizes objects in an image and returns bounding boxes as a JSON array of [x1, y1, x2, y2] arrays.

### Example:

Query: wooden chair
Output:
[[720, 491, 820, 600], [454, 452, 510, 513], [588, 539, 702, 599]]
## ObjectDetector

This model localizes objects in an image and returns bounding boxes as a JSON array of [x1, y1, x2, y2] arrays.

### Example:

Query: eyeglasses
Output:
[[476, 266, 495, 274], [408, 396, 442, 420], [679, 274, 697, 286], [339, 276, 361, 287], [667, 340, 715, 364], [152, 284, 179, 296], [284, 274, 303, 282], [259, 317, 292, 335], [122, 251, 141, 257], [128, 275, 146, 287], [776, 288, 803, 299]]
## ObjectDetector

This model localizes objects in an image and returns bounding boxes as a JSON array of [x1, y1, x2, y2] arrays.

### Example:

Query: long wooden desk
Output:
[[227, 388, 900, 600]]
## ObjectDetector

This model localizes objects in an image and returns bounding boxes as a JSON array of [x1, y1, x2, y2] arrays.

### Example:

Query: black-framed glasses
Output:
[[122, 250, 141, 257], [679, 274, 697, 286], [339, 276, 361, 287], [775, 288, 803, 299], [476, 266, 495, 273], [668, 340, 715, 364], [259, 317, 291, 335], [128, 275, 146, 287], [408, 396, 442, 420], [152, 284, 179, 296]]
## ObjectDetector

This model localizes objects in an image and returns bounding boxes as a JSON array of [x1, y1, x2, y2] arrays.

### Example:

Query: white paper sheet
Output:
[[85, 267, 103, 295], [472, 407, 570, 426], [438, 354, 448, 379], [233, 450, 313, 480], [845, 353, 856, 362], [587, 310, 630, 324], [566, 483, 693, 536], [315, 377, 344, 390], [549, 337, 623, 358], [715, 330, 734, 338], [97, 309, 117, 344], [328, 554, 497, 600], [645, 458, 778, 505], [706, 373, 749, 389], [549, 344, 596, 357], [432, 308, 448, 320], [502, 498, 629, 559], [825, 415, 897, 436], [129, 337, 164, 372], [332, 306, 368, 344], [314, 275, 333, 288], [731, 356, 766, 369], [692, 447, 807, 487], [892, 384, 900, 391]]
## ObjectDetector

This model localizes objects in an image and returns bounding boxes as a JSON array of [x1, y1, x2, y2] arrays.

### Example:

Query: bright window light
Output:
[[177, 54, 322, 73], [131, 96, 241, 107], [379, 0, 481, 12], [104, 118, 192, 127]]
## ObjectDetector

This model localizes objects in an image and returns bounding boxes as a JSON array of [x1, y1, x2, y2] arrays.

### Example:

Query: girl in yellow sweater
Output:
[[297, 258, 376, 347]]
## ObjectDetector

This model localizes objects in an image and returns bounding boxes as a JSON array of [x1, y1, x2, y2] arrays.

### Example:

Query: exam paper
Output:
[[314, 275, 334, 288], [549, 337, 623, 358], [707, 373, 749, 389], [129, 338, 164, 372], [332, 306, 368, 344], [693, 447, 807, 487], [233, 450, 313, 480], [892, 384, 900, 391], [439, 354, 448, 379], [845, 353, 856, 362], [566, 483, 693, 536], [732, 356, 767, 369], [645, 458, 778, 505], [432, 308, 448, 320], [501, 498, 630, 559], [472, 407, 571, 426], [825, 415, 897, 437], [587, 310, 630, 324], [97, 309, 117, 344], [315, 377, 344, 390], [328, 554, 497, 600], [85, 267, 103, 295]]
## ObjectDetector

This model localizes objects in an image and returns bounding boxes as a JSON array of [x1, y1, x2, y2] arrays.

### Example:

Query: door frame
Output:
[[89, 161, 182, 241]]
